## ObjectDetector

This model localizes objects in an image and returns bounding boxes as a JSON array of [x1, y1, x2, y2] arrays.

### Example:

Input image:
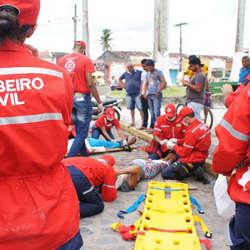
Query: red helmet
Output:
[[74, 40, 86, 48], [0, 0, 40, 26], [165, 104, 176, 119], [178, 107, 194, 120], [105, 107, 115, 120], [98, 155, 115, 167]]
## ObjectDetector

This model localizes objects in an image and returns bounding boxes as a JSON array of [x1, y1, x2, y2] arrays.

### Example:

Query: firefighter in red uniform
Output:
[[91, 107, 126, 141], [162, 107, 211, 183], [212, 78, 250, 250], [0, 1, 82, 249], [63, 155, 118, 203], [59, 40, 103, 157], [146, 104, 185, 160]]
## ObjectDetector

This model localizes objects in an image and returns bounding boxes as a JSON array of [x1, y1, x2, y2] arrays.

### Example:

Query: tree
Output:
[[100, 29, 112, 51]]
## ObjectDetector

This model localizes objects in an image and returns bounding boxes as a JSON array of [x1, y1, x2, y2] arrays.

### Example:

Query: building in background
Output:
[[39, 50, 233, 84]]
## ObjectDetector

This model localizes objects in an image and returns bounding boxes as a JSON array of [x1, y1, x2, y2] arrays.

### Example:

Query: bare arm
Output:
[[183, 81, 203, 93], [156, 76, 167, 97], [142, 80, 149, 98], [115, 166, 141, 176], [86, 72, 102, 104], [100, 127, 113, 141], [116, 128, 126, 140], [118, 79, 125, 89]]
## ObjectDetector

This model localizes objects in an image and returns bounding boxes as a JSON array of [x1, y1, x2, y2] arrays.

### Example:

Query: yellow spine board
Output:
[[134, 181, 201, 250]]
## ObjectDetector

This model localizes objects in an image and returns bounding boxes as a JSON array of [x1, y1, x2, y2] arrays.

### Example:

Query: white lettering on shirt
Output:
[[0, 77, 45, 106]]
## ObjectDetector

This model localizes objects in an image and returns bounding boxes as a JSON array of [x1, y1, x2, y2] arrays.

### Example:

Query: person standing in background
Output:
[[239, 56, 250, 85], [119, 63, 144, 128], [143, 59, 167, 132], [59, 41, 103, 157], [140, 59, 149, 130], [182, 55, 206, 120]]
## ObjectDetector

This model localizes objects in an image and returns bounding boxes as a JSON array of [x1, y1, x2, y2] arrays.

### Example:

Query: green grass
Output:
[[109, 86, 186, 99]]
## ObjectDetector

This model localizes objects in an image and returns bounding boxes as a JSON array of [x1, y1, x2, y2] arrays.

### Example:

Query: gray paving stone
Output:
[[80, 138, 228, 250]]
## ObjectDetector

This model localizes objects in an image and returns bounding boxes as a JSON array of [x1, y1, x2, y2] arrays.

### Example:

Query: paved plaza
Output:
[[80, 138, 229, 250]]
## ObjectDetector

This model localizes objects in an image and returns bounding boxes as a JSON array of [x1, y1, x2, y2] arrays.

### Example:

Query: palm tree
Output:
[[100, 29, 112, 52]]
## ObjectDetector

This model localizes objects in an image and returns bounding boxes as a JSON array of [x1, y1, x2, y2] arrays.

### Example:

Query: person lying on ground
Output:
[[86, 136, 137, 150], [161, 107, 211, 184], [62, 155, 117, 218], [116, 155, 175, 192], [67, 136, 137, 156], [91, 107, 126, 142], [145, 104, 186, 160]]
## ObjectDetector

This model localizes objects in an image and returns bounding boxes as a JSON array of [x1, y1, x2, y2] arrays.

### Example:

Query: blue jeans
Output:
[[91, 126, 114, 140], [67, 166, 104, 218], [147, 93, 162, 128], [57, 231, 83, 250], [229, 203, 250, 249], [68, 94, 92, 157]]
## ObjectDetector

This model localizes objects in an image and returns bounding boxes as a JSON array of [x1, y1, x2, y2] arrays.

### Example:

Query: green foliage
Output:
[[100, 28, 112, 51]]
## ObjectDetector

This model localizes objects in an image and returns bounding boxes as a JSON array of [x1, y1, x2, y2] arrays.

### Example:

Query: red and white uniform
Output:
[[95, 114, 121, 131], [58, 52, 95, 93], [212, 83, 250, 204], [173, 119, 211, 163], [62, 157, 117, 202], [0, 40, 79, 249], [146, 115, 185, 156]]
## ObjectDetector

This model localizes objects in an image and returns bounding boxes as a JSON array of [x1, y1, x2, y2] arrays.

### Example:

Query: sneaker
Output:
[[138, 126, 146, 130]]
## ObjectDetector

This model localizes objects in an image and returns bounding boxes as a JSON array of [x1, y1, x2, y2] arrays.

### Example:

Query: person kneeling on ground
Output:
[[116, 154, 176, 192], [145, 104, 185, 160], [62, 155, 117, 218], [91, 107, 128, 144], [161, 107, 211, 183]]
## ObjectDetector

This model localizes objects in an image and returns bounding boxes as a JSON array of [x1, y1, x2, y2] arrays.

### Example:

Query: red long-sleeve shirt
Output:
[[173, 119, 211, 163], [62, 157, 117, 202], [212, 83, 250, 204]]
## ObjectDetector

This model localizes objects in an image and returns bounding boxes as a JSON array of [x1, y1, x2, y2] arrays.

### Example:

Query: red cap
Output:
[[0, 0, 40, 26], [164, 104, 176, 119], [178, 107, 194, 120], [75, 40, 86, 48], [105, 107, 115, 120], [98, 155, 115, 167]]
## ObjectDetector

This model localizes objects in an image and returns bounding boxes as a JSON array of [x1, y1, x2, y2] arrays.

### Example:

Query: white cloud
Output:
[[28, 0, 249, 59]]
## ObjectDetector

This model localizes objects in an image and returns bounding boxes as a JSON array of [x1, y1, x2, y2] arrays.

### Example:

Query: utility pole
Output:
[[175, 22, 188, 72], [82, 0, 89, 55], [235, 0, 246, 52], [72, 4, 78, 42]]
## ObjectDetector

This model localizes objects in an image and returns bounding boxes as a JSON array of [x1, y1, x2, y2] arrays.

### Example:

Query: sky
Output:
[[28, 0, 250, 59]]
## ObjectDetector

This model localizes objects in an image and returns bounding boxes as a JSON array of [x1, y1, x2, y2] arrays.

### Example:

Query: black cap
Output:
[[188, 55, 201, 65], [145, 59, 155, 66]]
